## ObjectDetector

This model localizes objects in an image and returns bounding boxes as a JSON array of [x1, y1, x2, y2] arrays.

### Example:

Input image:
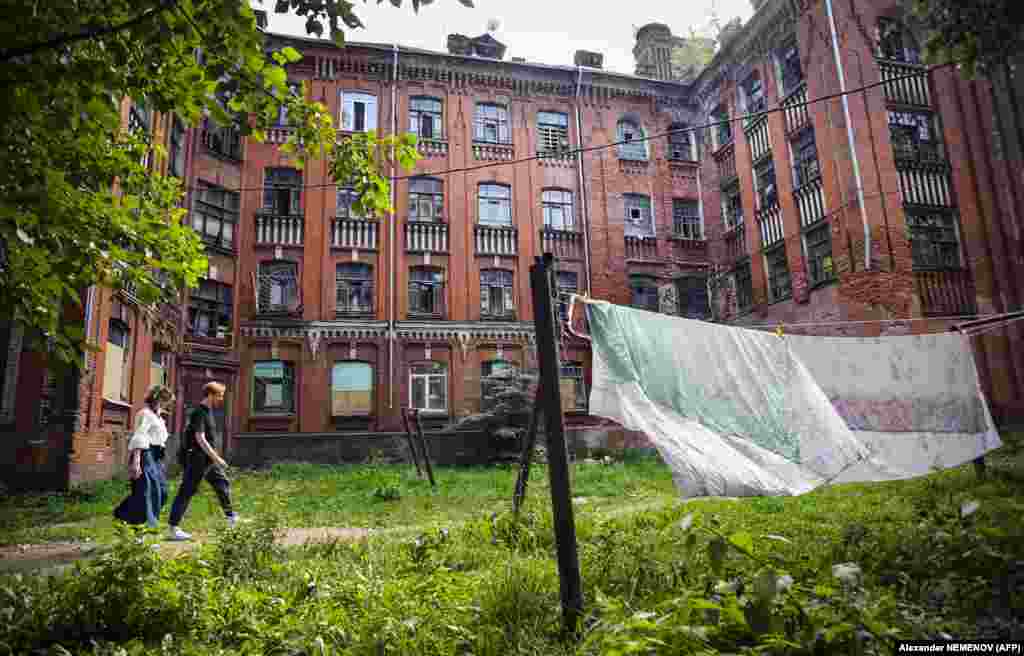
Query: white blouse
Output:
[[126, 407, 169, 451]]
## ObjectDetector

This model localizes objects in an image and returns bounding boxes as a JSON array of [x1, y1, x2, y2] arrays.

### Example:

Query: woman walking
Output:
[[114, 385, 175, 528]]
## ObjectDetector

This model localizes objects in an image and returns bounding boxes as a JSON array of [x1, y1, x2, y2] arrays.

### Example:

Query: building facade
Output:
[[3, 0, 1023, 489]]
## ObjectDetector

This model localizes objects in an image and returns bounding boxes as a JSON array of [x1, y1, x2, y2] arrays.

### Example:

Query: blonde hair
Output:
[[203, 381, 227, 398], [145, 384, 175, 408]]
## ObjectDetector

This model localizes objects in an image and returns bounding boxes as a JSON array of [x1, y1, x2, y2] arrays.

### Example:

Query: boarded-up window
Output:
[[150, 347, 167, 388], [331, 362, 373, 416], [104, 317, 131, 401], [252, 360, 295, 414], [560, 362, 586, 412]]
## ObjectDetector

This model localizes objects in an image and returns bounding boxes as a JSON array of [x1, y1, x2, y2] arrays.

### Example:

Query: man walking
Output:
[[167, 381, 241, 541]]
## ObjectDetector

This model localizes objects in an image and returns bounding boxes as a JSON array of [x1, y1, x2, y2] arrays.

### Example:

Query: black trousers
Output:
[[168, 453, 233, 526]]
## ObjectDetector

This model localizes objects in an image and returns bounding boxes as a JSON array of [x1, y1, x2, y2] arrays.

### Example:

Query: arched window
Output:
[[630, 275, 660, 311], [336, 262, 374, 315], [409, 96, 443, 139], [616, 119, 647, 160], [410, 361, 448, 413], [541, 188, 574, 230], [478, 183, 512, 226], [331, 361, 373, 416], [668, 123, 693, 161]]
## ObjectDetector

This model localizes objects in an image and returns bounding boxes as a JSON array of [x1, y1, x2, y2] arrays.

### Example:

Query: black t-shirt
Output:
[[183, 405, 218, 454]]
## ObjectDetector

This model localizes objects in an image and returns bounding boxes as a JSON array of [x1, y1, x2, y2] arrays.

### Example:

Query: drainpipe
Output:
[[574, 66, 593, 295], [388, 44, 399, 411], [824, 0, 871, 271]]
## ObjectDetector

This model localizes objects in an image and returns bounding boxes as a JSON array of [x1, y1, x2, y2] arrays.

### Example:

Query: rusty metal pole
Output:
[[530, 253, 583, 636]]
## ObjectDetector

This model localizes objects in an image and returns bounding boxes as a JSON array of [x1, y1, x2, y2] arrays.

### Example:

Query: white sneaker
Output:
[[167, 526, 192, 541]]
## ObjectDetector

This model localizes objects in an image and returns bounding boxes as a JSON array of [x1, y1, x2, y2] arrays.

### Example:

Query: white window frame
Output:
[[340, 91, 378, 132], [409, 362, 448, 413]]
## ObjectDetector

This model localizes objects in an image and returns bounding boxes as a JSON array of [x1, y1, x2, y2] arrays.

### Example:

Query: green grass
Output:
[[3, 437, 1024, 654], [0, 457, 677, 546]]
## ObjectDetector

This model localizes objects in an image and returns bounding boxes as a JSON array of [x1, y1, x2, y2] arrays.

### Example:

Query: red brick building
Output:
[[3, 0, 1023, 489]]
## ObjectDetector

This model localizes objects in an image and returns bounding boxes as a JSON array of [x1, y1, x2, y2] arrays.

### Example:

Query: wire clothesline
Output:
[[179, 60, 957, 196]]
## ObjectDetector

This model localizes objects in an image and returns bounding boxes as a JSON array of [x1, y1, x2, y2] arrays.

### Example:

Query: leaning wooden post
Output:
[[512, 385, 544, 516], [411, 408, 437, 488], [530, 253, 583, 636], [400, 408, 424, 478]]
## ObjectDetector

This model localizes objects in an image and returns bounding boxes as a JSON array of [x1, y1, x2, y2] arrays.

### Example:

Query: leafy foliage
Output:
[[0, 0, 447, 362], [912, 0, 1024, 77], [450, 367, 538, 456]]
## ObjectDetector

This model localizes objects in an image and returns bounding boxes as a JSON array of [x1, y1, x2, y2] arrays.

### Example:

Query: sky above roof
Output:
[[255, 0, 755, 76]]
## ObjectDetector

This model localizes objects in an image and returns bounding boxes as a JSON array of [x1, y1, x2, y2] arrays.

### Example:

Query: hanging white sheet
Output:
[[585, 301, 1002, 497]]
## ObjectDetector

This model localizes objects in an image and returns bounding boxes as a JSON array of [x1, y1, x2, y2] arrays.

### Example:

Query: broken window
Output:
[[188, 279, 232, 340], [804, 221, 835, 286], [907, 211, 961, 269], [560, 362, 587, 412], [616, 119, 647, 160], [668, 123, 694, 160], [624, 194, 654, 237], [537, 111, 569, 153], [877, 18, 921, 64], [257, 261, 299, 314], [754, 158, 778, 209], [889, 110, 941, 163]]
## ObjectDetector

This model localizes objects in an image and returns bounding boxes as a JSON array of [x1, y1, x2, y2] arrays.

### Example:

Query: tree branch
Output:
[[0, 0, 175, 63]]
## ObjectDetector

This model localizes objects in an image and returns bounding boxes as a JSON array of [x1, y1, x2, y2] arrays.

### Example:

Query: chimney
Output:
[[574, 50, 603, 69], [253, 9, 268, 30]]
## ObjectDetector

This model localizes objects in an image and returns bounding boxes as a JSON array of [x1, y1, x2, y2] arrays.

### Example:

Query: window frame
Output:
[[803, 221, 835, 286], [188, 278, 233, 340], [340, 90, 378, 133], [672, 199, 702, 240], [741, 72, 766, 114], [193, 181, 240, 251], [754, 159, 778, 209], [409, 96, 443, 140], [624, 194, 655, 238], [336, 185, 365, 219], [537, 111, 570, 153], [712, 105, 733, 150], [409, 361, 449, 414], [409, 177, 445, 223], [556, 271, 579, 322], [257, 260, 300, 314], [877, 18, 922, 64], [723, 185, 744, 231], [668, 123, 694, 161], [790, 127, 821, 189], [776, 41, 804, 97], [678, 275, 711, 320], [408, 267, 446, 316], [906, 210, 962, 270], [480, 269, 515, 319], [629, 274, 660, 311], [559, 361, 587, 413], [330, 361, 374, 417], [262, 167, 303, 215], [888, 110, 942, 163], [735, 263, 753, 313], [616, 119, 648, 161], [252, 360, 296, 415], [765, 245, 793, 302], [473, 103, 511, 144], [275, 82, 302, 126], [335, 262, 374, 316], [541, 188, 574, 231], [478, 183, 513, 226]]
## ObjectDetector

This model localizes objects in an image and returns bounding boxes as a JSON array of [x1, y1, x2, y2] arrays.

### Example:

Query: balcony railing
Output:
[[795, 176, 826, 228], [625, 235, 658, 261], [746, 114, 771, 162], [879, 59, 931, 107], [540, 228, 583, 260], [756, 200, 784, 249], [255, 212, 304, 246], [782, 82, 810, 135], [898, 166, 953, 208], [331, 218, 378, 250], [915, 269, 977, 317], [405, 221, 449, 253], [417, 138, 449, 158], [473, 142, 515, 161], [475, 225, 518, 256]]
